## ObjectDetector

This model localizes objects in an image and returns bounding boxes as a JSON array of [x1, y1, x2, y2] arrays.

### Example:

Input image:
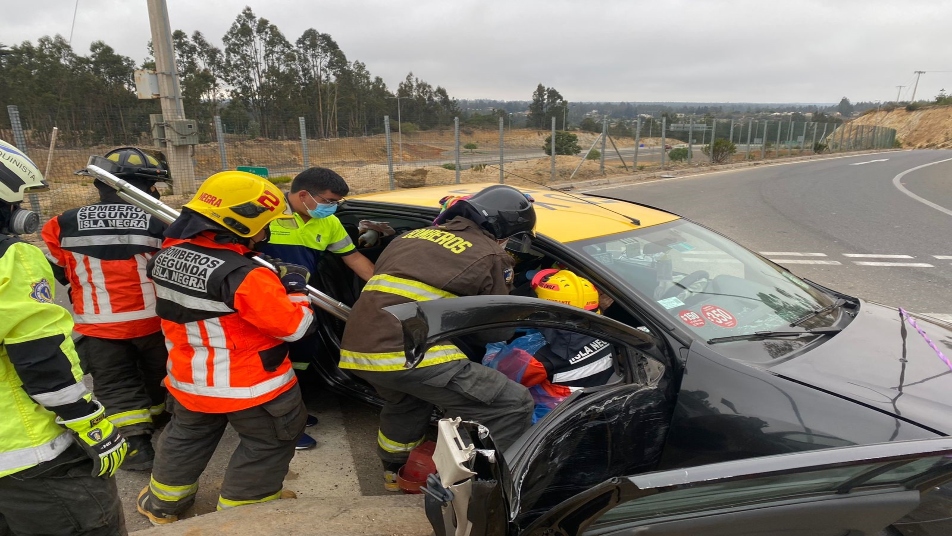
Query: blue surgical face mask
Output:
[[305, 193, 339, 219]]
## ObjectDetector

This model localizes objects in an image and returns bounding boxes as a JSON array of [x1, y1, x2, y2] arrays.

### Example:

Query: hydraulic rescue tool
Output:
[[84, 163, 351, 321]]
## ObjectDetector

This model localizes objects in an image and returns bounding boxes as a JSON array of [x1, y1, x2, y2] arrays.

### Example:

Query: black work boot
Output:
[[122, 434, 155, 471]]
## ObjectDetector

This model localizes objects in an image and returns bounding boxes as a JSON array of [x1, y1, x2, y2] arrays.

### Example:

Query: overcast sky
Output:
[[4, 0, 951, 105]]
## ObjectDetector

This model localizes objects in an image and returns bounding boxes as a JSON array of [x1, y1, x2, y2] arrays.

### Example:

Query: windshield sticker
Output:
[[702, 305, 737, 328], [657, 296, 685, 309], [669, 242, 696, 252], [678, 310, 706, 327]]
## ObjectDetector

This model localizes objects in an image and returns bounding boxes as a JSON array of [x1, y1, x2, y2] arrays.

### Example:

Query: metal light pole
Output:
[[390, 96, 403, 163]]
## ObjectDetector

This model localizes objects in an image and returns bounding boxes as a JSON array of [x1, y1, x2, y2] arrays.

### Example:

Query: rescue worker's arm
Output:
[[341, 251, 374, 282], [229, 267, 316, 343], [40, 216, 71, 287], [454, 253, 518, 345], [0, 242, 97, 420], [327, 217, 374, 281]]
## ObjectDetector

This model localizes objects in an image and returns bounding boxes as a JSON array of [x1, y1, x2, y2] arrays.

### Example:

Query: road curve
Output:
[[589, 150, 952, 315]]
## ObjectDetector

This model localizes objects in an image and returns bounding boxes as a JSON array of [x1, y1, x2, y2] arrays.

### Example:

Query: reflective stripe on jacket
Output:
[[148, 234, 314, 413], [0, 237, 91, 478], [339, 216, 514, 372], [42, 203, 167, 339]]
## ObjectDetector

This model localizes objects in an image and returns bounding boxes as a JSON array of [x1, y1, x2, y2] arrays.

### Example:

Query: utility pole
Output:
[[911, 71, 926, 102], [147, 0, 197, 194], [895, 85, 905, 102]]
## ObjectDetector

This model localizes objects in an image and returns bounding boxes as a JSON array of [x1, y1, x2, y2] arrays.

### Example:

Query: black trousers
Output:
[[77, 332, 168, 437], [146, 384, 306, 515], [0, 444, 126, 536], [354, 360, 534, 465]]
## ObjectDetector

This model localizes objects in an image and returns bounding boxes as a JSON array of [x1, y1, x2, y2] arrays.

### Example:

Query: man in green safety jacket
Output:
[[338, 185, 537, 492], [0, 139, 127, 534]]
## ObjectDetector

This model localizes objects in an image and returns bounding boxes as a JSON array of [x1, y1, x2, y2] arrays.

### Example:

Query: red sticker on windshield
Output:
[[702, 305, 737, 328], [678, 310, 706, 327]]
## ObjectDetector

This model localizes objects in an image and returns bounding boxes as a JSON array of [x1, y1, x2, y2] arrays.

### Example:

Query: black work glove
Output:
[[275, 261, 310, 294]]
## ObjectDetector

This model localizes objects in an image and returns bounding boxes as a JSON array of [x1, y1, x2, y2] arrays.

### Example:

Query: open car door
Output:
[[428, 419, 952, 536], [385, 295, 673, 535]]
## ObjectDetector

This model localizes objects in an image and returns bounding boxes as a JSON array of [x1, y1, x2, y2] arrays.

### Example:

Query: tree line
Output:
[[0, 6, 462, 147]]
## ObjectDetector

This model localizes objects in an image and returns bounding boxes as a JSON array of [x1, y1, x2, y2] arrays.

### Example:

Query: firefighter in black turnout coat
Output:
[[338, 185, 537, 491]]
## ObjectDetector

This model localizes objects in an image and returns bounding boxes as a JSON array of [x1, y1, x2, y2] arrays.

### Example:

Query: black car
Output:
[[304, 183, 952, 535]]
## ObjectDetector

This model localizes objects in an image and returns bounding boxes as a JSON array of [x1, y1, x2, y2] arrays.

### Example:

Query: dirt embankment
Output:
[[849, 106, 952, 149]]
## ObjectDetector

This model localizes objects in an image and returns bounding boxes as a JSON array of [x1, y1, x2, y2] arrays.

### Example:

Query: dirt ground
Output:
[[849, 105, 952, 148]]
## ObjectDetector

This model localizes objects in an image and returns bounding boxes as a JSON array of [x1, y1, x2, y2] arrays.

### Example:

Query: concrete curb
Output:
[[132, 495, 430, 535]]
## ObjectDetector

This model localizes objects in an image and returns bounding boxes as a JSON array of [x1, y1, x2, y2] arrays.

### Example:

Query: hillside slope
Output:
[[850, 106, 952, 149]]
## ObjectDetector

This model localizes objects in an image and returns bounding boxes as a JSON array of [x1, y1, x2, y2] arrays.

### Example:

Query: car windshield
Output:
[[567, 220, 839, 355]]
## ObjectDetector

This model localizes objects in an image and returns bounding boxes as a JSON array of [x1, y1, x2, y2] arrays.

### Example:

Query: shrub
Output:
[[464, 142, 478, 154], [813, 142, 828, 153], [542, 131, 582, 155], [471, 163, 486, 172], [586, 149, 601, 160], [668, 147, 689, 161], [442, 163, 456, 170], [701, 138, 737, 163], [399, 122, 419, 134], [268, 175, 293, 184], [905, 102, 924, 112]]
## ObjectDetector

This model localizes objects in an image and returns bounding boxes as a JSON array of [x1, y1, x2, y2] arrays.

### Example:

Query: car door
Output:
[[427, 418, 952, 536], [385, 295, 676, 532]]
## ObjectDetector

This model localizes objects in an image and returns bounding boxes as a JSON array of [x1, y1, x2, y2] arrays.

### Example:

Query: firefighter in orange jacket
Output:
[[136, 171, 315, 525], [42, 147, 170, 472]]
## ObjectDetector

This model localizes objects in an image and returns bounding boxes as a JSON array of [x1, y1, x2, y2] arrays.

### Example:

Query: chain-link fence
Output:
[[2, 103, 897, 237]]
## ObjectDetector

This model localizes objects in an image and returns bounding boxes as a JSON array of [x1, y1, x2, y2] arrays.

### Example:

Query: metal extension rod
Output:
[[85, 164, 351, 321]]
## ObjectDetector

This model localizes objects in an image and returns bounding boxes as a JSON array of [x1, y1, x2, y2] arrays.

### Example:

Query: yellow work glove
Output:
[[57, 401, 128, 478]]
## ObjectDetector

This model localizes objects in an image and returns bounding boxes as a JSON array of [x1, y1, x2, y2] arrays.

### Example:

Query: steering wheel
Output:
[[661, 270, 710, 300]]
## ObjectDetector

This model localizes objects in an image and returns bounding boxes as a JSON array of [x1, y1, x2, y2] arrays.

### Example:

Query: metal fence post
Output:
[[600, 116, 607, 174], [846, 122, 854, 151], [761, 121, 768, 160], [455, 117, 461, 184], [688, 117, 694, 164], [213, 116, 228, 170], [551, 117, 557, 181], [709, 119, 717, 164], [660, 117, 666, 170], [810, 123, 817, 154], [6, 105, 41, 214], [633, 117, 641, 170], [746, 119, 753, 160], [775, 120, 782, 159], [799, 121, 807, 155], [384, 116, 394, 189], [786, 118, 794, 156], [728, 119, 734, 145], [818, 123, 827, 152], [298, 117, 309, 169], [499, 116, 505, 183]]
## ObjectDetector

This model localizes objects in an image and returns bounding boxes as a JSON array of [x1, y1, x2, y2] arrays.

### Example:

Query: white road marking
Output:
[[683, 250, 731, 255], [843, 254, 914, 259], [891, 157, 952, 218], [770, 260, 842, 265], [849, 159, 889, 165], [933, 255, 952, 259], [760, 252, 827, 257], [852, 261, 934, 267]]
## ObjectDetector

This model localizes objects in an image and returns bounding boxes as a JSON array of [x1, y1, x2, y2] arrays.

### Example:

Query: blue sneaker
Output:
[[296, 433, 317, 450], [305, 414, 318, 427]]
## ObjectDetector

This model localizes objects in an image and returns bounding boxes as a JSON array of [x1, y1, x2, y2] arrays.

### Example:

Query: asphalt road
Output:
[[588, 149, 952, 318]]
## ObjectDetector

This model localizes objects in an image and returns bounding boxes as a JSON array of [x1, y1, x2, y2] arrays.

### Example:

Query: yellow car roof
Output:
[[352, 183, 680, 243]]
